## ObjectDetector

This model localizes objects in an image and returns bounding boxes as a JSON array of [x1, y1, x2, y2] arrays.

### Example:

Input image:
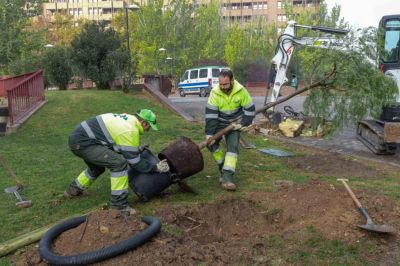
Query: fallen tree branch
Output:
[[258, 67, 337, 114], [197, 67, 337, 150]]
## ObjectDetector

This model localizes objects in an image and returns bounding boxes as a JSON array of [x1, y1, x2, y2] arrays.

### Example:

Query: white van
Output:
[[177, 66, 229, 97]]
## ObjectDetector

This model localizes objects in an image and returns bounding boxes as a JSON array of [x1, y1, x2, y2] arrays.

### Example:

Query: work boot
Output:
[[64, 185, 90, 199], [221, 182, 237, 191], [220, 170, 236, 191], [119, 206, 137, 217]]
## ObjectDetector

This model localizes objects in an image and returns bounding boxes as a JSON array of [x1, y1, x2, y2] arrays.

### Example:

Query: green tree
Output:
[[223, 18, 278, 83], [280, 0, 398, 131], [0, 0, 44, 75], [48, 12, 86, 46], [224, 25, 249, 82], [70, 22, 128, 90], [42, 46, 73, 90], [114, 0, 225, 78]]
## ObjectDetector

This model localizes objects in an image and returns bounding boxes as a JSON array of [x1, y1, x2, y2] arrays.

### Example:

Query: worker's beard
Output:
[[222, 85, 233, 94]]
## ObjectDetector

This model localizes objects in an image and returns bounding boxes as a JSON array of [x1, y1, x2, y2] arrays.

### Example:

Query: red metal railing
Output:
[[0, 71, 37, 97], [6, 70, 45, 126]]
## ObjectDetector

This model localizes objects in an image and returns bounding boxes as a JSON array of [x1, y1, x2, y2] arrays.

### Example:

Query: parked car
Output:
[[177, 66, 229, 97]]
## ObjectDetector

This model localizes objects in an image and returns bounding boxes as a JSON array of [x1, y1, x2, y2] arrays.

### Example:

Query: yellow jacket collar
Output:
[[214, 80, 243, 97], [132, 115, 144, 134]]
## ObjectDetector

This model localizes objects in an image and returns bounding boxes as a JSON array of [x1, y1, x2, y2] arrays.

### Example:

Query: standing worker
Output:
[[64, 109, 170, 216], [205, 69, 255, 191]]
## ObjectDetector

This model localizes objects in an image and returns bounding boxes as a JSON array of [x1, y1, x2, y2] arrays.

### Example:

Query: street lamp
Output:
[[166, 56, 173, 76], [124, 3, 140, 89], [158, 47, 166, 74]]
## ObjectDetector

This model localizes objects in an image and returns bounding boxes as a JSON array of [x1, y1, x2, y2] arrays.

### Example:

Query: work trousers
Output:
[[68, 141, 129, 209], [208, 124, 240, 183]]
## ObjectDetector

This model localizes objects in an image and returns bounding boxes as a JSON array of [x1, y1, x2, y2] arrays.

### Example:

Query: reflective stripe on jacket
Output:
[[76, 113, 153, 171], [205, 80, 255, 135]]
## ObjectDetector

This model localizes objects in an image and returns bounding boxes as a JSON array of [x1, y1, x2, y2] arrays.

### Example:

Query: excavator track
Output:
[[357, 120, 397, 155]]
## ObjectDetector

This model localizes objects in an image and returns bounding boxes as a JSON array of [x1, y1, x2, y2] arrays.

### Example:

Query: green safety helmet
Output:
[[137, 109, 158, 130]]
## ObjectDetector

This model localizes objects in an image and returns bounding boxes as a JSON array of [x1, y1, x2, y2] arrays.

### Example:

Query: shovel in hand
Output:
[[338, 179, 396, 234]]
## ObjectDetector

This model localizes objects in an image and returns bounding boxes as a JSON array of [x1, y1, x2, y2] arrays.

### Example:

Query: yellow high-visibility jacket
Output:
[[71, 113, 155, 173], [205, 80, 255, 135]]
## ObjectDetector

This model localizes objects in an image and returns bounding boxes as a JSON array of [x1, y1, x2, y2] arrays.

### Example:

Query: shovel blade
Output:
[[358, 223, 396, 234]]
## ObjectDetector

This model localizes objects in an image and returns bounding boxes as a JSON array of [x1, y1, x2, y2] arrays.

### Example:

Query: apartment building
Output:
[[221, 0, 320, 25], [42, 0, 134, 22], [42, 0, 320, 24]]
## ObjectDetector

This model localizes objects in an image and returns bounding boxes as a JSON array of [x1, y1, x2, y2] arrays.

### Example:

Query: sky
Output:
[[324, 0, 400, 29]]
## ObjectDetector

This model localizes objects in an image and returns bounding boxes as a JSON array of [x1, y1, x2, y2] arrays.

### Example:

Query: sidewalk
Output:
[[265, 128, 400, 168]]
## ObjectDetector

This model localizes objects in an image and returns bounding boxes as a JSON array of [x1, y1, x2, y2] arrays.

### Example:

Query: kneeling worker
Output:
[[64, 109, 170, 216]]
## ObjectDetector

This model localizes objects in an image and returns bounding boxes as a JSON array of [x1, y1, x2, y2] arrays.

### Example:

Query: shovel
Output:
[[338, 179, 396, 234]]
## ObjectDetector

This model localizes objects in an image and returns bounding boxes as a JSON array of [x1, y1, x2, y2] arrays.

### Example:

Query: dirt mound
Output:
[[251, 180, 399, 241], [15, 182, 399, 265], [286, 153, 386, 178]]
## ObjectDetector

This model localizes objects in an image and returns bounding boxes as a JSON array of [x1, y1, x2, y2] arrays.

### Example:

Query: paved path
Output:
[[169, 95, 400, 167]]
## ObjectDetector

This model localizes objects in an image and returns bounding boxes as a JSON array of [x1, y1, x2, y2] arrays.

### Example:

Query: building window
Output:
[[103, 8, 112, 14], [277, 14, 286, 22], [243, 3, 251, 9], [262, 2, 267, 9], [277, 1, 282, 8], [293, 0, 302, 7], [253, 3, 266, 9]]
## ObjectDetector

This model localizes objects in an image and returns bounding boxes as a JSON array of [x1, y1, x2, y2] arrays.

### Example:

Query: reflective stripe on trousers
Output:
[[223, 152, 238, 172], [212, 147, 224, 165], [110, 170, 129, 195], [76, 168, 97, 189]]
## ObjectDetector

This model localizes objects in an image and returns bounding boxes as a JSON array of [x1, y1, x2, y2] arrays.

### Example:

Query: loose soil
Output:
[[286, 152, 387, 178], [15, 180, 399, 266]]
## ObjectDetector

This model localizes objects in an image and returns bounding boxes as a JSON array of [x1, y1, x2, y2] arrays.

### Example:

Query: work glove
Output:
[[206, 135, 215, 146], [240, 124, 255, 132], [231, 123, 243, 131], [156, 159, 170, 173]]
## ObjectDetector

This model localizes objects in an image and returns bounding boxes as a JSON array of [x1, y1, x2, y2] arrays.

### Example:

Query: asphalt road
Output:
[[169, 95, 400, 167]]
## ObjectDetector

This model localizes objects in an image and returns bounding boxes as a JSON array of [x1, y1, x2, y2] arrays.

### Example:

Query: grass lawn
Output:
[[0, 90, 398, 265]]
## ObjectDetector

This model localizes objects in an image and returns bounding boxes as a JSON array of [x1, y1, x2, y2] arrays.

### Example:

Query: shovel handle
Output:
[[0, 154, 24, 188], [198, 124, 236, 150], [337, 179, 363, 208]]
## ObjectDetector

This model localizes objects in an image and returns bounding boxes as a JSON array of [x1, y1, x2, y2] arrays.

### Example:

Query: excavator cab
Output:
[[357, 15, 400, 155]]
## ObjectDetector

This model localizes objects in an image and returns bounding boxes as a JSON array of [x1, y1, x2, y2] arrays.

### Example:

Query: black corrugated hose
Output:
[[39, 216, 161, 266]]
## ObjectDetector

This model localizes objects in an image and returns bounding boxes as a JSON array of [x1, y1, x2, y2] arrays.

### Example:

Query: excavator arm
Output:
[[265, 21, 348, 107]]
